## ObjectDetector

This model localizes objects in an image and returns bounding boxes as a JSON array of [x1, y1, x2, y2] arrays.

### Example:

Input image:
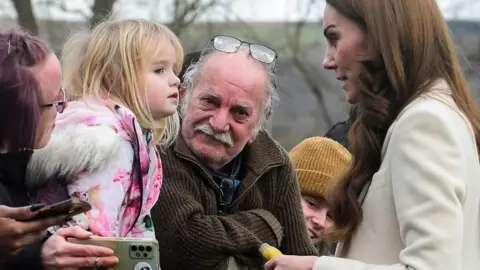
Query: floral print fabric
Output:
[[43, 97, 162, 238]]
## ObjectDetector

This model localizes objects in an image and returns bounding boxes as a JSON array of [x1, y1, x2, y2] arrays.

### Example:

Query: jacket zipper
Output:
[[229, 165, 276, 209], [177, 153, 282, 212], [128, 117, 143, 234], [176, 154, 225, 200]]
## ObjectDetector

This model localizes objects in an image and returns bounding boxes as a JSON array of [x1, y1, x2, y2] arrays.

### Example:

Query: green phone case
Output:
[[67, 237, 160, 270]]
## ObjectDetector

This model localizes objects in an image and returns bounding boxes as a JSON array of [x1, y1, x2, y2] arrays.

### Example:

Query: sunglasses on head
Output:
[[209, 35, 278, 68], [40, 87, 67, 113]]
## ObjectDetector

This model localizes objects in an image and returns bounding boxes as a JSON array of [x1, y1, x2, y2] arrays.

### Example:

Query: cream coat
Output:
[[315, 79, 480, 270]]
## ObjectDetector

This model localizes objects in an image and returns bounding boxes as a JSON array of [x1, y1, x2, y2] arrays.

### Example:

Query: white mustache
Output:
[[194, 123, 233, 147]]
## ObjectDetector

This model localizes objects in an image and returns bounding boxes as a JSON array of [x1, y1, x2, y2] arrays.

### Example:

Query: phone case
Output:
[[67, 237, 160, 270], [34, 198, 91, 220]]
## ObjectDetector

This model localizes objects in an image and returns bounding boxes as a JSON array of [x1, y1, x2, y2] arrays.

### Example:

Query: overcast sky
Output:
[[1, 0, 479, 22]]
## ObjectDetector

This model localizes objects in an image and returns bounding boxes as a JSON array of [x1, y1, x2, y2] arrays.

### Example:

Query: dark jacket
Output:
[[0, 151, 44, 270], [324, 120, 349, 148], [152, 130, 318, 270]]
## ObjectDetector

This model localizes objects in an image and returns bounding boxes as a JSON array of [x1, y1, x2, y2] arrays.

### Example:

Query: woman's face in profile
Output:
[[322, 4, 370, 104], [32, 53, 63, 149]]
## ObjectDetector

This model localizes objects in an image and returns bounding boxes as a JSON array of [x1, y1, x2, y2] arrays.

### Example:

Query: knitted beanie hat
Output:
[[289, 137, 352, 198]]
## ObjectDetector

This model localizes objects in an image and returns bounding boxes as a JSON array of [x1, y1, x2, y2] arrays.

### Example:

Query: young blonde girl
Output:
[[24, 19, 183, 239]]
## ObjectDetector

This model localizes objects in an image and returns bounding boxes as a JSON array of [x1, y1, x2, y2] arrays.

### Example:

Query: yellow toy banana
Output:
[[259, 243, 283, 260]]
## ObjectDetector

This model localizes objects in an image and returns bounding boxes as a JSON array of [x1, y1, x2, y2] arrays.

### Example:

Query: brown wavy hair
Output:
[[325, 0, 480, 241]]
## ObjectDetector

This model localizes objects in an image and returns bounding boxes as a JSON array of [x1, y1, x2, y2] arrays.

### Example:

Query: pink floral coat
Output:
[[26, 97, 162, 238]]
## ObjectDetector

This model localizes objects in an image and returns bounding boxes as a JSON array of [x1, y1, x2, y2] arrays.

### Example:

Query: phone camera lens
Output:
[[131, 246, 137, 251], [139, 246, 145, 252], [146, 246, 152, 252], [144, 253, 148, 257], [136, 252, 141, 257]]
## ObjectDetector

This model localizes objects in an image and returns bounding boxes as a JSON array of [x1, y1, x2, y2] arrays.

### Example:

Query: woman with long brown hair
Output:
[[265, 0, 480, 269]]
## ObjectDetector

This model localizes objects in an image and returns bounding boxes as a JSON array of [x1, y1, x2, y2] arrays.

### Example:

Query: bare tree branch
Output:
[[90, 0, 116, 28], [292, 54, 333, 127], [11, 0, 38, 35], [219, 0, 333, 127], [37, 0, 115, 28], [218, 2, 264, 42], [284, 0, 333, 127], [38, 0, 90, 20], [173, 0, 181, 22], [169, 0, 219, 36]]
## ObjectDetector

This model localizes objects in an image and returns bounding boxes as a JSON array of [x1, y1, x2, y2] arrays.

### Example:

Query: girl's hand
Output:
[[264, 255, 319, 270], [41, 226, 119, 269]]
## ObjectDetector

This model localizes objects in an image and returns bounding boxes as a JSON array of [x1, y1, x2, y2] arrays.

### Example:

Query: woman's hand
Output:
[[0, 204, 66, 258], [41, 226, 119, 270], [264, 255, 319, 270]]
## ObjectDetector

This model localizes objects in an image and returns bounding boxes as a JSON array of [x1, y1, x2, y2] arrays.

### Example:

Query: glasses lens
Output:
[[56, 102, 66, 113], [250, 44, 276, 64], [57, 88, 67, 113], [213, 36, 241, 53]]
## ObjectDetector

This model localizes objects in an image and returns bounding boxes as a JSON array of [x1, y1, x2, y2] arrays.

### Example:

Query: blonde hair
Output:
[[61, 18, 184, 146]]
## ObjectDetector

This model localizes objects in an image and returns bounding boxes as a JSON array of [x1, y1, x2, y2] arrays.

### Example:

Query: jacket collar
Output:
[[173, 130, 286, 176], [0, 150, 33, 187]]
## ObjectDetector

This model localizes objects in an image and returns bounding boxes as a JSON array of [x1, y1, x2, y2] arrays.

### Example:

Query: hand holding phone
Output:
[[42, 226, 119, 270], [0, 204, 65, 258], [67, 237, 160, 270]]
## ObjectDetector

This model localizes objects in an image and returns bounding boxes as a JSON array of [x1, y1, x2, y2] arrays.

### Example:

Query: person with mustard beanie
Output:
[[289, 137, 352, 255]]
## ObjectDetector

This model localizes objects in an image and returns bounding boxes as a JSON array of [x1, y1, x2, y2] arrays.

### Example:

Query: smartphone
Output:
[[33, 198, 91, 220], [67, 237, 160, 270]]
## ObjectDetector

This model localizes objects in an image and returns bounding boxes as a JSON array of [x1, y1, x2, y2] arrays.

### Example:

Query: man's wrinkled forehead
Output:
[[198, 51, 268, 93], [205, 46, 252, 65]]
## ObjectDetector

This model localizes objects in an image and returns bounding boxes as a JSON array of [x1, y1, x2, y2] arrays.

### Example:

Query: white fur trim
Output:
[[26, 124, 125, 189]]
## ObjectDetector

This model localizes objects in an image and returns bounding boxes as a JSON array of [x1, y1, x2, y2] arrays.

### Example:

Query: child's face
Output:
[[301, 195, 333, 245], [144, 43, 180, 120]]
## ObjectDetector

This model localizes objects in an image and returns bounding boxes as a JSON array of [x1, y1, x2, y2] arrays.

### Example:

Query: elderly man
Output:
[[152, 35, 317, 269]]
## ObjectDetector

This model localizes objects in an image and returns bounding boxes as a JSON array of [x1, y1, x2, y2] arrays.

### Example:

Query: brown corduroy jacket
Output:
[[152, 130, 318, 270]]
